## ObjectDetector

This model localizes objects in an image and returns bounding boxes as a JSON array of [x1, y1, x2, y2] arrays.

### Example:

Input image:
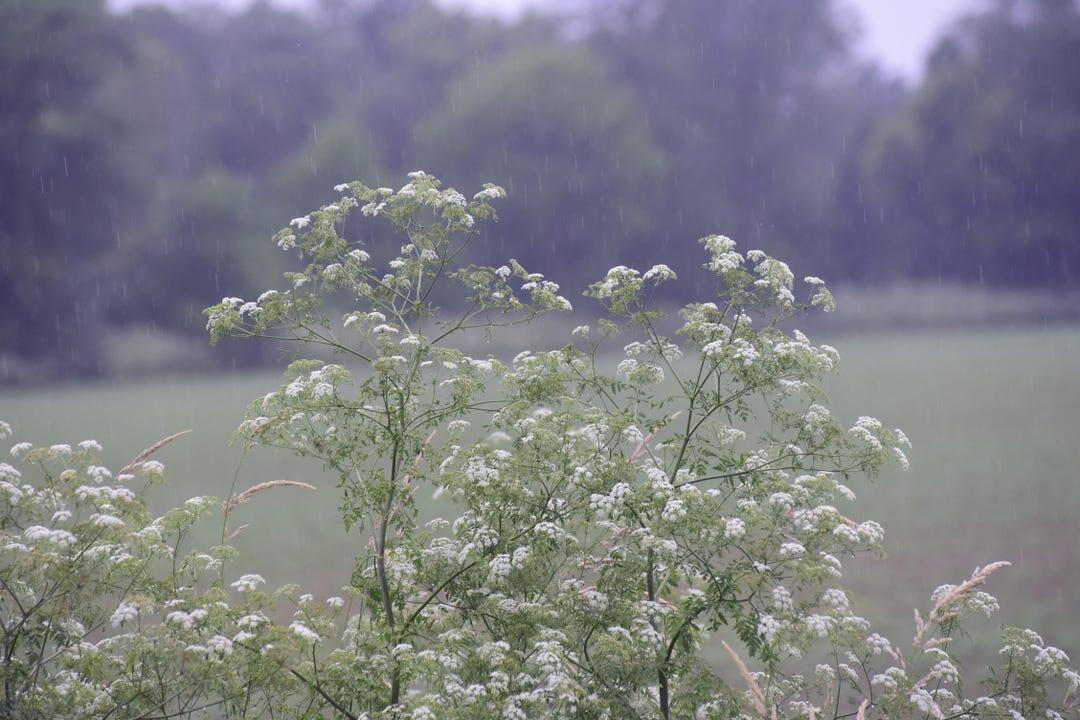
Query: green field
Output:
[[2, 326, 1077, 661]]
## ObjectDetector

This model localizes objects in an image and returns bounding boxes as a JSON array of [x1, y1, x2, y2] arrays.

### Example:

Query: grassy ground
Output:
[[2, 325, 1077, 663], [819, 326, 1079, 662]]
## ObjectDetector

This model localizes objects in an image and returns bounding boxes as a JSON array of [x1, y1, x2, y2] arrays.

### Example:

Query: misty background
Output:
[[2, 0, 1080, 380], [3, 0, 1078, 662]]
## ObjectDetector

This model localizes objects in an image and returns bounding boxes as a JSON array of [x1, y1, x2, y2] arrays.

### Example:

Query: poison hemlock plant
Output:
[[2, 172, 1076, 718]]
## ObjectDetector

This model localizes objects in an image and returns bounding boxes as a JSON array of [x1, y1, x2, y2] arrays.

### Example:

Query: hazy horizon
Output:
[[106, 0, 984, 81]]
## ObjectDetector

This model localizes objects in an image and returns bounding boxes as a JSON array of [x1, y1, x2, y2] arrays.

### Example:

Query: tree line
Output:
[[2, 0, 1078, 375]]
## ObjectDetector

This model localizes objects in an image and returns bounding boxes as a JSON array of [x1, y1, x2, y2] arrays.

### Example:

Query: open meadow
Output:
[[2, 324, 1077, 664]]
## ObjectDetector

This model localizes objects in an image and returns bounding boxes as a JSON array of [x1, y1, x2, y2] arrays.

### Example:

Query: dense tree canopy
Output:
[[857, 0, 1080, 285], [2, 0, 1077, 376], [0, 0, 133, 367], [417, 45, 665, 278], [592, 0, 863, 263]]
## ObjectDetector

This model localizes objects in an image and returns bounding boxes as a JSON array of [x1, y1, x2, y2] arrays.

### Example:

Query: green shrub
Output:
[[2, 172, 1076, 718]]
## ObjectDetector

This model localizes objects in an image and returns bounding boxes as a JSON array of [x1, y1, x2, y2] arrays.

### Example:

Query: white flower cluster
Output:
[[231, 573, 266, 593], [702, 234, 742, 273]]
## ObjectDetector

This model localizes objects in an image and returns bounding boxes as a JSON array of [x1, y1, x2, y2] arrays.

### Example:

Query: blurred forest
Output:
[[2, 0, 1079, 380]]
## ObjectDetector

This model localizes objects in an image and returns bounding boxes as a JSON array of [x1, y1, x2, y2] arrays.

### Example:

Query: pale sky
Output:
[[845, 0, 986, 79], [109, 0, 986, 81]]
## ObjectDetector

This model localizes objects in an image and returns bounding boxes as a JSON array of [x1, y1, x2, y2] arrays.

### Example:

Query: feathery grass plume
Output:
[[225, 480, 317, 514], [914, 607, 927, 645], [923, 637, 952, 650], [722, 640, 767, 719], [931, 561, 1010, 617], [915, 561, 1011, 644], [117, 429, 192, 475]]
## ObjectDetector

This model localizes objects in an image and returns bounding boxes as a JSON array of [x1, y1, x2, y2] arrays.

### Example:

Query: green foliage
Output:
[[110, 169, 262, 333], [270, 115, 382, 219], [417, 45, 665, 275], [6, 174, 1077, 718], [858, 0, 1080, 286], [0, 0, 133, 364], [592, 0, 873, 265], [7, 0, 1080, 376]]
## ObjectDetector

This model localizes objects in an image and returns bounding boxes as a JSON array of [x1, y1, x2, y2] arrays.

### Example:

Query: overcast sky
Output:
[[109, 0, 986, 81]]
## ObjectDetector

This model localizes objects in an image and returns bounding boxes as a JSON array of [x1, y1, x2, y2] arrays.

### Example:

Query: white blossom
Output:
[[724, 518, 746, 539], [231, 574, 266, 593], [290, 622, 320, 644], [110, 602, 139, 628], [643, 264, 676, 283]]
